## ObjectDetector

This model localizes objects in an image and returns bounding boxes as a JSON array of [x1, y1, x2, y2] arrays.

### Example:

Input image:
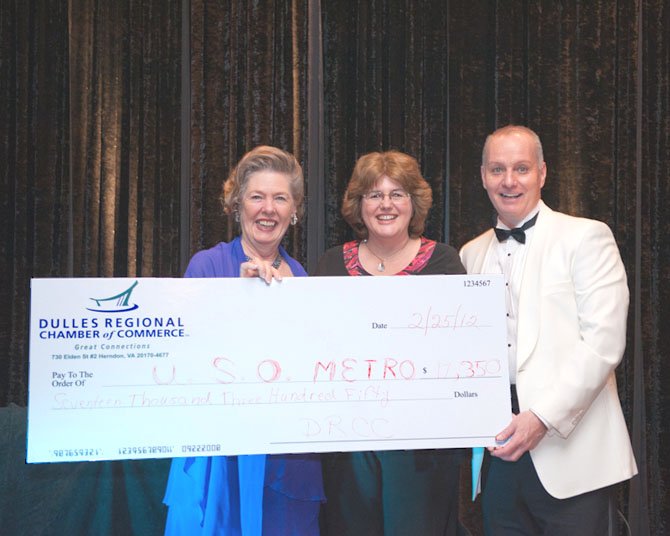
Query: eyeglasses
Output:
[[361, 190, 411, 204]]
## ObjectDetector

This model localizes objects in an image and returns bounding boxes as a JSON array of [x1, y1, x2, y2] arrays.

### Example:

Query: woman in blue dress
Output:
[[163, 146, 324, 535]]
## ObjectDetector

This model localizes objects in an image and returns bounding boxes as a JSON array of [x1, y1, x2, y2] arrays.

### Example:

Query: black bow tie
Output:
[[494, 213, 539, 244]]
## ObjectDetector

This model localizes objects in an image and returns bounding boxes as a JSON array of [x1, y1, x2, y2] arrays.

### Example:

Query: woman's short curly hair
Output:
[[341, 150, 433, 239], [220, 145, 305, 219]]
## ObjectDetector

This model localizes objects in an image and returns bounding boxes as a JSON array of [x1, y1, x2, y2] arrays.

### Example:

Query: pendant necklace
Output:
[[244, 253, 282, 269], [362, 238, 411, 273]]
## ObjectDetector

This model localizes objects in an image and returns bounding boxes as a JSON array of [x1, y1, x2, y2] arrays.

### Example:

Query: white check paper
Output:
[[27, 274, 510, 463]]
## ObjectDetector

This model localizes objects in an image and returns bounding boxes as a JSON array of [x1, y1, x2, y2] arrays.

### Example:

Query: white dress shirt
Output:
[[482, 205, 539, 384]]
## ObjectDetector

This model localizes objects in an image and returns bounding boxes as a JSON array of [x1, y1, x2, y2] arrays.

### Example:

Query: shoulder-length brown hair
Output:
[[341, 150, 433, 239]]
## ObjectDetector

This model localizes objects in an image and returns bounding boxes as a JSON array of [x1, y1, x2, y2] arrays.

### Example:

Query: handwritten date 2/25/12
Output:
[[408, 305, 479, 334]]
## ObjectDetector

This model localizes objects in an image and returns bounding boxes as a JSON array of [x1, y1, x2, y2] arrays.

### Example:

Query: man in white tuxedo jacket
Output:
[[460, 125, 637, 534]]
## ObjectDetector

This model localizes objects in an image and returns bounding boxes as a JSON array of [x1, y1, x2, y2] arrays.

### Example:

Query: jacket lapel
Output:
[[468, 230, 497, 273], [516, 202, 552, 371]]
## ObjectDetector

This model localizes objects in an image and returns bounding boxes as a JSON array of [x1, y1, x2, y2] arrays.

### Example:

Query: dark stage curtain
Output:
[[2, 1, 180, 534], [68, 1, 182, 279], [1, 0, 182, 405], [1, 1, 668, 535], [322, 1, 451, 248], [187, 0, 309, 262]]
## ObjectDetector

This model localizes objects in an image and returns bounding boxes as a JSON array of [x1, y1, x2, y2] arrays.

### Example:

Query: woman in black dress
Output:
[[314, 150, 465, 536]]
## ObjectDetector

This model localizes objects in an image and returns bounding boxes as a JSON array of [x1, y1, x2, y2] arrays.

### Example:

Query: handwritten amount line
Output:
[[103, 376, 501, 388], [52, 396, 466, 411]]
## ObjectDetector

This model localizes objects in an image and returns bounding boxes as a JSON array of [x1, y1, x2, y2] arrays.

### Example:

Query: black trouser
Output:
[[481, 385, 612, 535]]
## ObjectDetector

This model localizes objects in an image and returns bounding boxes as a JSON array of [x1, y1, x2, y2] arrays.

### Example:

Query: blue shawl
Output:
[[163, 237, 308, 536]]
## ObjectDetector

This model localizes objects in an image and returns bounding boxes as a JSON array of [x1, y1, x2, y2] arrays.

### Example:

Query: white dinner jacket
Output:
[[460, 201, 637, 499]]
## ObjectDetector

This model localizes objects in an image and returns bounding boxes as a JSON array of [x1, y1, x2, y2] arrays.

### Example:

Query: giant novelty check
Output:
[[27, 274, 511, 463]]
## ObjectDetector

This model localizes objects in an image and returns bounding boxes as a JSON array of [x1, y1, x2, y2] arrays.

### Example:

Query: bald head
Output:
[[482, 125, 544, 167]]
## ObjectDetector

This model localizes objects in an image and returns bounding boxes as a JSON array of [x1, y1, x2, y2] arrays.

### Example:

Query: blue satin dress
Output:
[[163, 237, 324, 535]]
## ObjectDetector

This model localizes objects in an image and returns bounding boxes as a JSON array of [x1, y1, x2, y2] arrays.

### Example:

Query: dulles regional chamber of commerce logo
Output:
[[37, 280, 186, 341], [86, 281, 139, 313]]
